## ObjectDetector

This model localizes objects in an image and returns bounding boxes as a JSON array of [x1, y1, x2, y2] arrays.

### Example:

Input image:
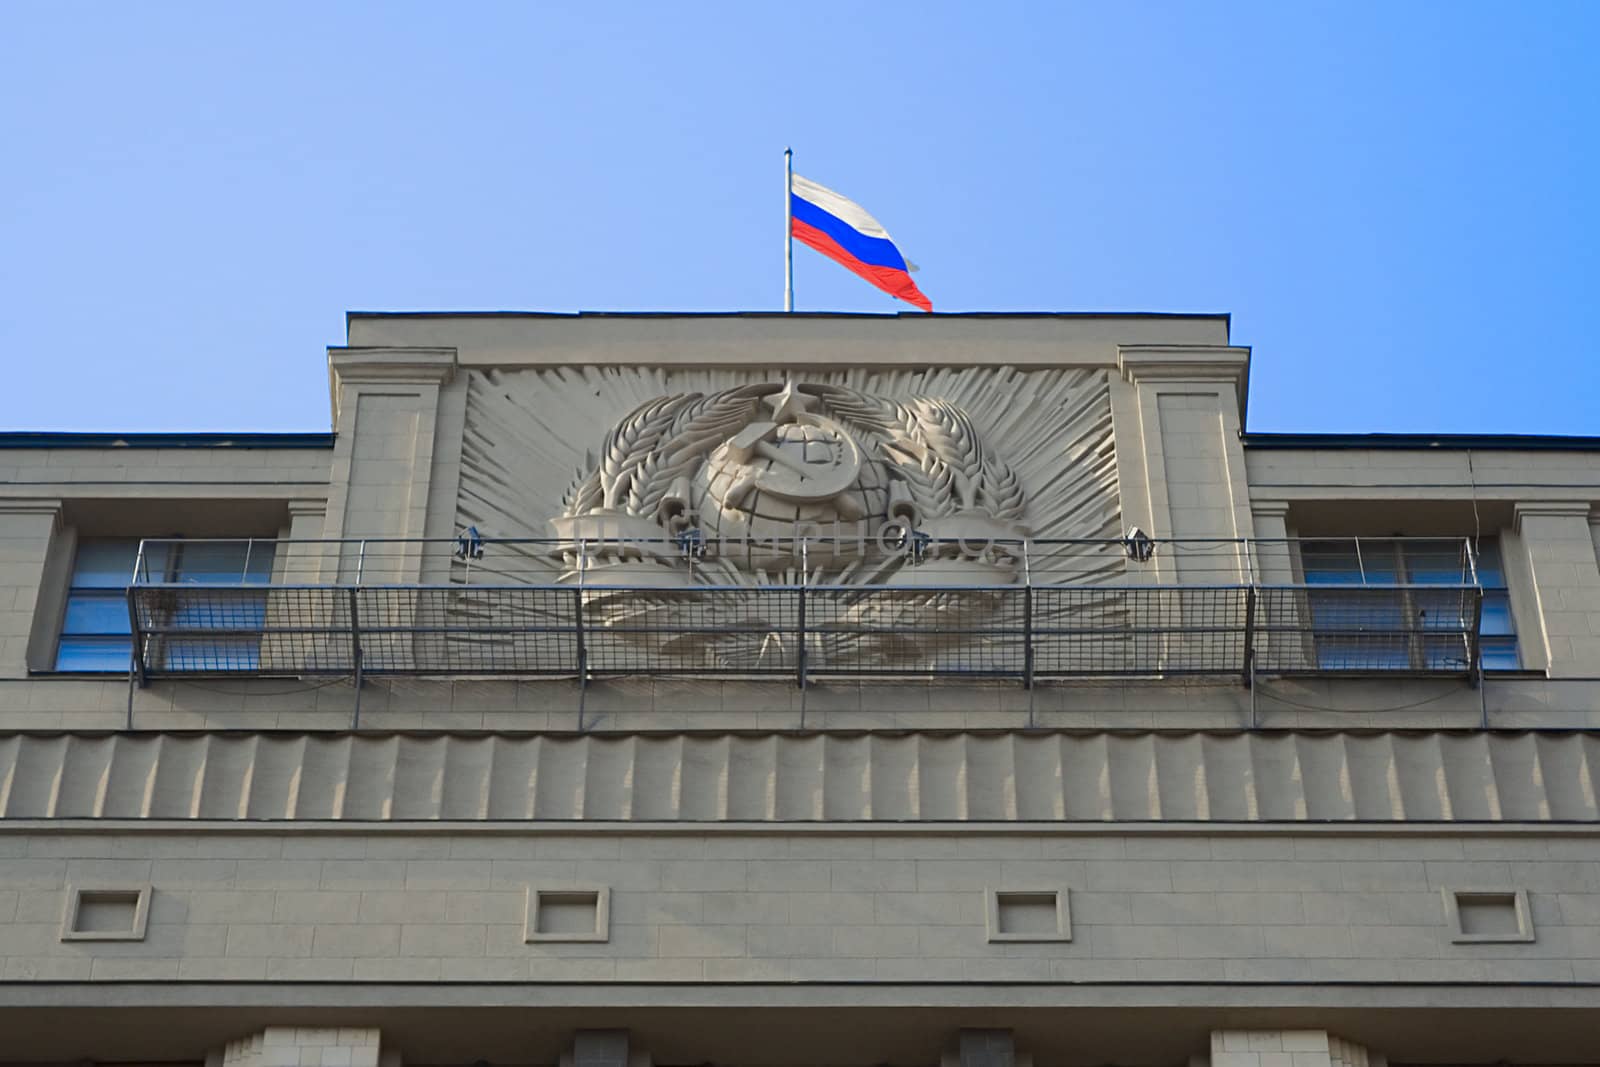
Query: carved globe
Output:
[[689, 421, 891, 572]]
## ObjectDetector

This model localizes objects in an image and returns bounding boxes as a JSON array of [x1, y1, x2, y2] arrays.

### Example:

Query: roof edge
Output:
[[0, 432, 336, 450], [1244, 432, 1600, 452], [345, 309, 1233, 322]]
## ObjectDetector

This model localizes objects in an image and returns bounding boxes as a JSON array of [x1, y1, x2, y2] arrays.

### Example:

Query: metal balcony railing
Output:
[[123, 536, 1485, 688]]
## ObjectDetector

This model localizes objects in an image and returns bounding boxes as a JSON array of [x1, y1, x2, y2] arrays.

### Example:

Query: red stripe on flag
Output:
[[792, 217, 932, 312]]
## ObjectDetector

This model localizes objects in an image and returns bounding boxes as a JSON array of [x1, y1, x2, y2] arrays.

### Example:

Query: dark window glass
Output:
[[166, 541, 275, 585], [55, 637, 137, 672], [1301, 541, 1398, 585], [1481, 591, 1515, 637], [66, 541, 142, 589], [1474, 541, 1508, 587], [61, 593, 131, 635], [1481, 638, 1521, 671]]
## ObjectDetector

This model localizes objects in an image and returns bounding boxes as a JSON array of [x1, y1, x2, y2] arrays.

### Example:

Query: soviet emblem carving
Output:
[[550, 380, 1028, 585]]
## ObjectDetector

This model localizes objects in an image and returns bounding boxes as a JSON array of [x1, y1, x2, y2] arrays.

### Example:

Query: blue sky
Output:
[[2, 2, 1595, 434]]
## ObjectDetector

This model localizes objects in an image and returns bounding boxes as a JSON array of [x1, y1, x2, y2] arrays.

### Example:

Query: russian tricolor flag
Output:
[[790, 174, 933, 312]]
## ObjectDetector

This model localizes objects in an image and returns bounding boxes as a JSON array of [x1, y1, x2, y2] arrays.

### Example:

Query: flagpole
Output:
[[784, 147, 794, 312]]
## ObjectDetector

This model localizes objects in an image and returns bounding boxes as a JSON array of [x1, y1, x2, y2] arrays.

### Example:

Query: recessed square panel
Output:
[[986, 888, 1070, 943], [60, 885, 151, 942], [525, 886, 610, 943], [1443, 887, 1534, 943]]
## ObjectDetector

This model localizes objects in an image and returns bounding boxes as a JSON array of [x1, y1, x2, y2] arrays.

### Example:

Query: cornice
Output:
[[1514, 500, 1596, 531], [328, 346, 458, 385], [343, 315, 1230, 371], [0, 498, 64, 517], [326, 346, 458, 426], [1249, 499, 1292, 519], [1117, 344, 1252, 422]]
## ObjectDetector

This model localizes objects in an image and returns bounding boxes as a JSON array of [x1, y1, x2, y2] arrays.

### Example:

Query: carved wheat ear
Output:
[[804, 383, 910, 439], [624, 452, 662, 517], [663, 384, 768, 461], [595, 393, 696, 510], [626, 386, 764, 520], [810, 383, 964, 519], [908, 397, 985, 509], [560, 460, 603, 516], [882, 442, 958, 519], [980, 454, 1026, 521]]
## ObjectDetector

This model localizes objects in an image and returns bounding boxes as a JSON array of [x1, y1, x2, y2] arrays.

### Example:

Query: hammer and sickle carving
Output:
[[721, 413, 864, 510]]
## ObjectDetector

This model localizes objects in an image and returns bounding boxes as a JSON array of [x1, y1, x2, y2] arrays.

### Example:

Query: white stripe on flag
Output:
[[791, 174, 893, 241]]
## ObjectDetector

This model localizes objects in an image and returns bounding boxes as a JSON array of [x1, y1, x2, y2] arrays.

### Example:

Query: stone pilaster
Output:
[[1246, 500, 1303, 669], [562, 1029, 652, 1067], [1513, 501, 1600, 677], [1208, 1031, 1386, 1067], [1248, 499, 1295, 584], [0, 498, 65, 677], [259, 498, 333, 675], [941, 1029, 1033, 1067], [282, 497, 331, 582], [1117, 346, 1253, 584], [208, 1026, 397, 1067], [323, 347, 457, 584]]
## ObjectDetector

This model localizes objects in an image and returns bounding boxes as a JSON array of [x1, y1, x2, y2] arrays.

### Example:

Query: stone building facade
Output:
[[2, 312, 1599, 1065]]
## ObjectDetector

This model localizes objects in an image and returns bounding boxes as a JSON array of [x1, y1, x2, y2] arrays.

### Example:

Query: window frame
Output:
[[52, 538, 143, 673]]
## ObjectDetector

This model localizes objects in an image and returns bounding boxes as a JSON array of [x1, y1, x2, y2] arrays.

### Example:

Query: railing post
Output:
[[797, 538, 809, 692], [574, 540, 589, 730], [124, 585, 144, 730], [347, 586, 364, 729], [124, 539, 149, 717], [1242, 585, 1257, 689], [1242, 539, 1259, 725], [1022, 539, 1034, 692], [1467, 584, 1484, 690]]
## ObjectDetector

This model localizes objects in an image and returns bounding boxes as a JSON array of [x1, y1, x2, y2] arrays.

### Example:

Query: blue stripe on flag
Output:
[[790, 195, 907, 271]]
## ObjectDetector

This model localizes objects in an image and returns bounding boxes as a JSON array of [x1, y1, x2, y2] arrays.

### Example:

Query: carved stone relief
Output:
[[548, 379, 1030, 585], [457, 366, 1121, 588]]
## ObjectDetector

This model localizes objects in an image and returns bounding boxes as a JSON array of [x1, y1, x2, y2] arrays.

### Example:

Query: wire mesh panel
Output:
[[358, 586, 580, 674], [1031, 586, 1250, 677], [132, 586, 355, 675], [1253, 585, 1480, 674], [806, 585, 1028, 676], [579, 585, 801, 675]]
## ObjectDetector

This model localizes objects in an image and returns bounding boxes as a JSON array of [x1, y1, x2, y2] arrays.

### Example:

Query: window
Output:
[[1299, 538, 1518, 672], [1474, 541, 1520, 671], [56, 540, 141, 671], [55, 539, 276, 672]]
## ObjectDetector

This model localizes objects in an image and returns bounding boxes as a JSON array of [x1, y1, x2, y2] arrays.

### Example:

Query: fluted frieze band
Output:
[[0, 730, 1596, 824]]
